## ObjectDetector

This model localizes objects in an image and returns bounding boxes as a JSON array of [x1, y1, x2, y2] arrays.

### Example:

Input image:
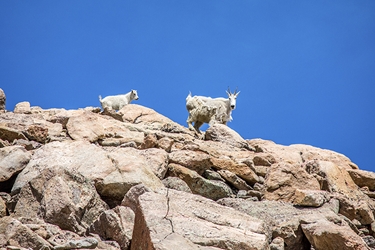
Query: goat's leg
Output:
[[193, 121, 203, 134], [186, 116, 196, 131]]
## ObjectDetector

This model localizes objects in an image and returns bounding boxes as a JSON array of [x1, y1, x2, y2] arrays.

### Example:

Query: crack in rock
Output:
[[162, 188, 175, 240], [133, 113, 143, 124]]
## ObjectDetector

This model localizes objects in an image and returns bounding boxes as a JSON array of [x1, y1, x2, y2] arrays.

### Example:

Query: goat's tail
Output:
[[98, 95, 102, 102]]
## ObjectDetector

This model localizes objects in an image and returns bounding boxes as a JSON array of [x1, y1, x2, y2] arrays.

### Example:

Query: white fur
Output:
[[186, 89, 240, 133], [99, 90, 139, 111]]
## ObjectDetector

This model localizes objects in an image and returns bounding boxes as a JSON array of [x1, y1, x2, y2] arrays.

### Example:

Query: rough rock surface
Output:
[[0, 146, 31, 182], [12, 140, 164, 206], [131, 188, 269, 250], [0, 89, 5, 111], [0, 101, 374, 250], [14, 167, 108, 235]]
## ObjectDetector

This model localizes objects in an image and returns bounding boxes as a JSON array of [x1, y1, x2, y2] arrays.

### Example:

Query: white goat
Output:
[[186, 88, 240, 133], [186, 94, 218, 132], [99, 90, 139, 111]]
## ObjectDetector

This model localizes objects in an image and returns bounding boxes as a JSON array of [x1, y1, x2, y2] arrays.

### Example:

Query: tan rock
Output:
[[253, 153, 276, 166], [24, 124, 49, 143], [167, 163, 233, 200], [0, 145, 31, 182], [88, 206, 134, 249], [301, 219, 369, 250], [0, 217, 53, 249], [270, 237, 284, 250], [211, 157, 259, 185], [348, 169, 375, 191], [66, 111, 144, 144], [218, 198, 347, 250], [138, 147, 169, 179], [169, 149, 212, 175], [264, 162, 321, 202], [43, 108, 89, 128], [0, 112, 65, 142], [120, 104, 174, 124], [309, 161, 375, 225], [119, 104, 189, 134], [157, 136, 174, 152], [14, 101, 31, 114], [131, 189, 269, 250], [14, 167, 108, 234], [205, 123, 250, 149], [248, 139, 358, 170], [121, 184, 152, 213], [293, 189, 328, 207], [12, 141, 164, 204], [0, 125, 27, 142], [140, 133, 158, 149], [217, 169, 252, 190], [162, 177, 192, 193], [12, 139, 42, 150], [317, 161, 358, 193], [253, 165, 269, 177], [97, 147, 164, 202]]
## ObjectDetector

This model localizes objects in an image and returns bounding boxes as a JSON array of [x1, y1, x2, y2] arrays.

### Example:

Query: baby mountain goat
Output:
[[186, 88, 240, 134], [99, 90, 139, 111]]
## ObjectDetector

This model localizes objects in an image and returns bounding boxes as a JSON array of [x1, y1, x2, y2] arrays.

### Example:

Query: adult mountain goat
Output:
[[99, 90, 139, 111], [186, 88, 240, 133]]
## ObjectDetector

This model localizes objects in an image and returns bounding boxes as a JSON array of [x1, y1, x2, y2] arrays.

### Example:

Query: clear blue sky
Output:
[[1, 1, 374, 171]]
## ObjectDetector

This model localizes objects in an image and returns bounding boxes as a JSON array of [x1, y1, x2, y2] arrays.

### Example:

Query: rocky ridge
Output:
[[0, 89, 375, 250]]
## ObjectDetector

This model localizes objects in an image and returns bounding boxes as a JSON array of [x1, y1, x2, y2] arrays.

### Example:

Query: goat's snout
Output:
[[231, 105, 235, 110]]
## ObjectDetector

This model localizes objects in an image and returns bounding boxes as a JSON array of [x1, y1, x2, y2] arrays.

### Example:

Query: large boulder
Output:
[[131, 189, 270, 250], [66, 111, 144, 145], [205, 124, 250, 149], [89, 206, 135, 249], [0, 146, 31, 182], [138, 148, 169, 179], [14, 167, 108, 235], [167, 163, 233, 200], [12, 141, 164, 205], [0, 217, 52, 249], [301, 219, 368, 250], [347, 169, 375, 191], [248, 139, 358, 170], [211, 156, 259, 185], [306, 160, 375, 225], [119, 104, 175, 125], [0, 125, 27, 143], [14, 101, 31, 114], [168, 150, 213, 175], [218, 198, 355, 250], [264, 162, 321, 202]]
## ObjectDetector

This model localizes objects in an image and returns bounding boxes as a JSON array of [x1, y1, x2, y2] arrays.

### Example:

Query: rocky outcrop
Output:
[[0, 101, 374, 249], [0, 89, 5, 112]]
